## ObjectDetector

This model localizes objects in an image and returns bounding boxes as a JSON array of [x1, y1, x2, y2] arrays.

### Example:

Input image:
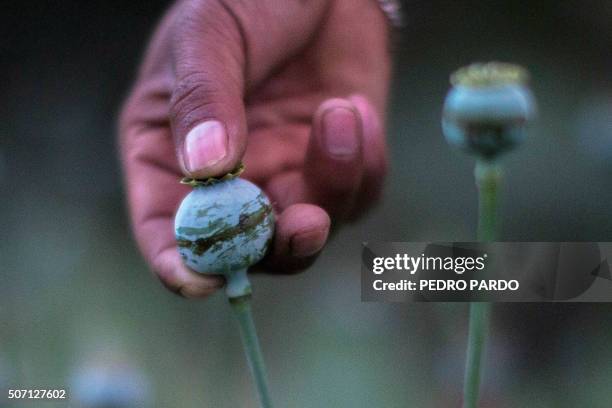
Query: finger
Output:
[[169, 1, 247, 179], [347, 94, 388, 218], [263, 98, 366, 218], [303, 98, 365, 218], [260, 203, 331, 274], [120, 95, 224, 297], [144, 228, 225, 299], [241, 124, 310, 187]]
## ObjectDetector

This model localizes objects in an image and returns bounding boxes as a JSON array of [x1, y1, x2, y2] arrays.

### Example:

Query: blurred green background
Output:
[[2, 0, 612, 407]]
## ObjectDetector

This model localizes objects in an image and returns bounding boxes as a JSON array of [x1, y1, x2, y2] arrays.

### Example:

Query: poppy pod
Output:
[[442, 62, 537, 160], [174, 164, 275, 298]]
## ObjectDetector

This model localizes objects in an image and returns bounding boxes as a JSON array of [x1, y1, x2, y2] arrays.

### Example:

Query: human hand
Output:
[[119, 0, 390, 298]]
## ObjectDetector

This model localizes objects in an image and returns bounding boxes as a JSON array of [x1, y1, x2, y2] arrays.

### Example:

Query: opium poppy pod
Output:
[[442, 62, 537, 159], [174, 165, 275, 298]]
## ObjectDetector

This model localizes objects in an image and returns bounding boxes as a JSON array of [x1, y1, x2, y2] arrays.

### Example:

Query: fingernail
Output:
[[184, 121, 228, 172], [321, 107, 359, 158], [290, 229, 328, 257]]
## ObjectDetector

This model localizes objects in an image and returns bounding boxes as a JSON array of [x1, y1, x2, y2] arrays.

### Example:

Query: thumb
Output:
[[169, 1, 247, 178]]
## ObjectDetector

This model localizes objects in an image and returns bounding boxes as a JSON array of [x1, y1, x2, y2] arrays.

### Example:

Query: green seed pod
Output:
[[442, 62, 537, 159], [174, 165, 275, 298]]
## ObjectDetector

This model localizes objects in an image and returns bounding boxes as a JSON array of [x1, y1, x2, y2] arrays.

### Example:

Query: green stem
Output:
[[475, 160, 500, 242], [463, 160, 499, 408], [229, 295, 273, 408], [463, 301, 492, 408]]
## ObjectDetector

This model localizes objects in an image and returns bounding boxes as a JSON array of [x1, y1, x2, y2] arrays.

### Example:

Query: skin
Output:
[[119, 0, 390, 298]]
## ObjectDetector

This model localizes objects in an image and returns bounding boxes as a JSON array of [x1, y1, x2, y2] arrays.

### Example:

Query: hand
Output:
[[119, 0, 390, 298]]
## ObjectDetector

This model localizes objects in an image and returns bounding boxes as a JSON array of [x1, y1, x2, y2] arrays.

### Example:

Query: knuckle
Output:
[[169, 73, 224, 134], [171, 72, 219, 110]]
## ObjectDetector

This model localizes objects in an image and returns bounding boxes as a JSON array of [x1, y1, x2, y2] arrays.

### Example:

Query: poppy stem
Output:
[[463, 301, 491, 408], [229, 295, 273, 408], [463, 159, 498, 408], [475, 160, 500, 242]]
